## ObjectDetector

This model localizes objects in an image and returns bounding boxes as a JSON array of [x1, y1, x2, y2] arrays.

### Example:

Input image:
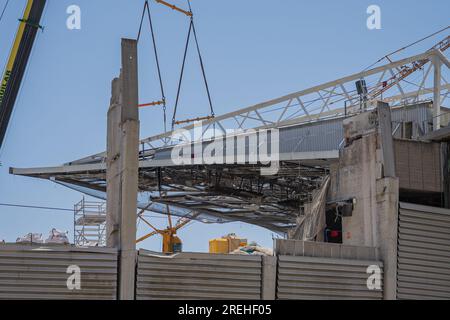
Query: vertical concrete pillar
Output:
[[106, 77, 122, 248], [332, 103, 399, 299], [376, 177, 399, 300], [106, 39, 139, 300], [261, 256, 277, 300], [376, 102, 399, 300], [118, 38, 139, 300], [377, 102, 395, 178], [433, 54, 442, 131]]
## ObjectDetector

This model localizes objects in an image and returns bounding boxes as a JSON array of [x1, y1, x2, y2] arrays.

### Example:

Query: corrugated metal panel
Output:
[[277, 256, 383, 300], [0, 245, 118, 300], [153, 103, 432, 161], [397, 202, 450, 300], [279, 117, 343, 153], [136, 250, 262, 300], [391, 103, 432, 135], [275, 240, 379, 261]]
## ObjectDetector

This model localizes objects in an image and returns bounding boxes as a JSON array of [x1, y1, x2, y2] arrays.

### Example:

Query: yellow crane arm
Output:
[[138, 214, 162, 233], [0, 1, 33, 101], [136, 230, 159, 243], [0, 0, 46, 149]]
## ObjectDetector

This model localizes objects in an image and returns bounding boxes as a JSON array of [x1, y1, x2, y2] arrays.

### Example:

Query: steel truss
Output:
[[70, 44, 450, 166], [10, 44, 450, 234]]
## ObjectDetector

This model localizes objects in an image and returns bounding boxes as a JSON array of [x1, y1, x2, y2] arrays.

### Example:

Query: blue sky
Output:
[[0, 0, 448, 251]]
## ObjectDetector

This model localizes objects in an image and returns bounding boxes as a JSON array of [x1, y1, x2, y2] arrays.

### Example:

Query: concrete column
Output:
[[118, 118, 139, 300], [106, 78, 122, 248], [120, 39, 139, 123], [376, 177, 399, 300], [331, 104, 400, 299], [433, 54, 442, 131], [376, 102, 399, 300], [118, 38, 139, 301], [106, 38, 139, 300], [377, 102, 395, 178], [261, 256, 277, 300]]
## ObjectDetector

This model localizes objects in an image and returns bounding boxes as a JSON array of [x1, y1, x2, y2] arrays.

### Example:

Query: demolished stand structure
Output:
[[11, 44, 449, 234], [106, 39, 139, 300], [328, 102, 399, 299], [7, 35, 450, 300]]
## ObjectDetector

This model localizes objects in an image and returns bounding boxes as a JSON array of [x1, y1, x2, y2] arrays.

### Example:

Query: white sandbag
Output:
[[45, 229, 70, 244], [86, 241, 99, 247], [16, 233, 43, 244]]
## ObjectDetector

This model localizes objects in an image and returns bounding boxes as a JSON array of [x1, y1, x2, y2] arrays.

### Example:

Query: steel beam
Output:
[[433, 54, 442, 130]]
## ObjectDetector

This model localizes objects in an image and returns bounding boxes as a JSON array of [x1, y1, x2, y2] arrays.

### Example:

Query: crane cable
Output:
[[171, 0, 215, 130], [0, 0, 9, 23], [187, 0, 214, 120], [363, 25, 449, 72], [137, 0, 168, 133]]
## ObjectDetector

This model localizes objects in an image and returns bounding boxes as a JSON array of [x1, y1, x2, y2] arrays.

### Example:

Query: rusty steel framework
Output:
[[10, 40, 450, 234]]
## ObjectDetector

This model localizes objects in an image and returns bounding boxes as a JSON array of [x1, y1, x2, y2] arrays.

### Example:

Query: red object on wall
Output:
[[330, 230, 340, 238]]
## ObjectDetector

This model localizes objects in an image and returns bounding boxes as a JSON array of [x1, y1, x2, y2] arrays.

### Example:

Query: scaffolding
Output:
[[74, 197, 106, 247]]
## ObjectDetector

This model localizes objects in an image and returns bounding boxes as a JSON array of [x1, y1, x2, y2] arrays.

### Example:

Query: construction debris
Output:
[[13, 36, 450, 235], [16, 233, 43, 244], [15, 229, 70, 245], [45, 229, 70, 245], [230, 243, 273, 256], [288, 176, 331, 240]]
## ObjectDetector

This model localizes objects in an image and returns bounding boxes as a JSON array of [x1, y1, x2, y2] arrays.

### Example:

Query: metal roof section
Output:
[[9, 48, 450, 234], [9, 103, 438, 233]]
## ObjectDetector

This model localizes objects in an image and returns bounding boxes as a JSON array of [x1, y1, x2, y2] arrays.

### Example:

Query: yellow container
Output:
[[209, 236, 248, 254], [209, 238, 229, 254]]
